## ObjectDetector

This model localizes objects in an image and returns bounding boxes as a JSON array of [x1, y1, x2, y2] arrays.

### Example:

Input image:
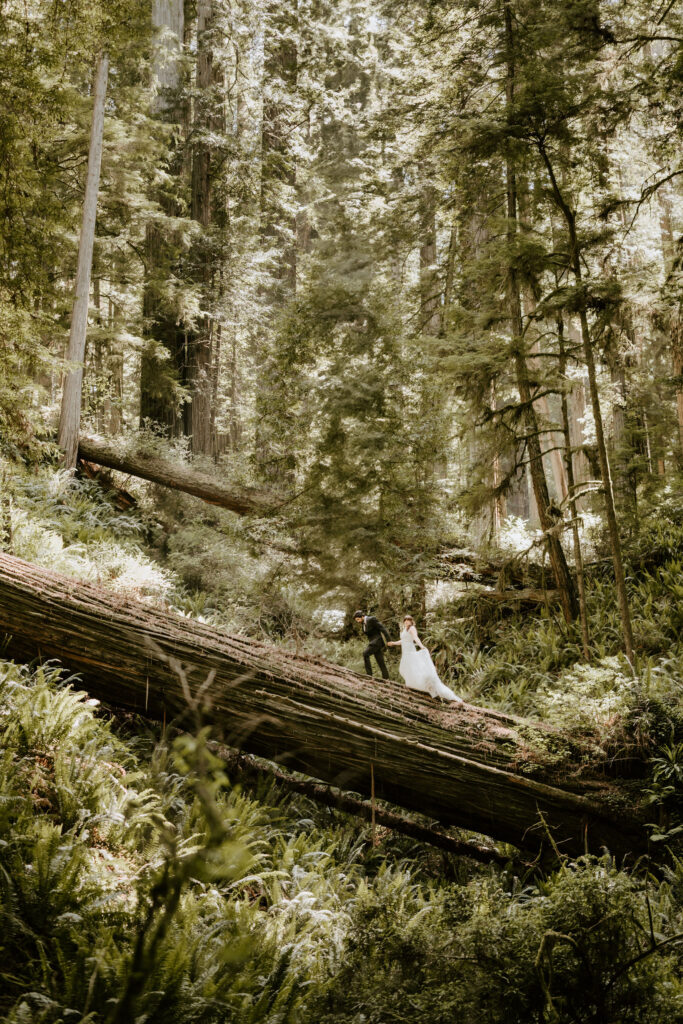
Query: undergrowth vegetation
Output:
[[1, 660, 681, 1024]]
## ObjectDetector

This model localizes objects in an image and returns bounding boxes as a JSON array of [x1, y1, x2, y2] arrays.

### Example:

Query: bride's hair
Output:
[[403, 615, 415, 626]]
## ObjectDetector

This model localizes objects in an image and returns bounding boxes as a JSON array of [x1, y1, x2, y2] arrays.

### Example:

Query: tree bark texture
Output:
[[78, 435, 280, 515], [260, 0, 297, 297], [0, 552, 648, 860], [152, 0, 184, 94], [58, 52, 109, 469]]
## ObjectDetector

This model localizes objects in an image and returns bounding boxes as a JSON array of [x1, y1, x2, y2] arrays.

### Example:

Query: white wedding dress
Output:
[[398, 629, 463, 703]]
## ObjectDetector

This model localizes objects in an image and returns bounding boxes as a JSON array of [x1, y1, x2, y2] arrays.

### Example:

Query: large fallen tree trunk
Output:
[[221, 750, 513, 866], [78, 435, 280, 516], [0, 553, 648, 860]]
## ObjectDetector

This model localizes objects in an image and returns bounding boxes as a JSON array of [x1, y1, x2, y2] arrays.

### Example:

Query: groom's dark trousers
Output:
[[362, 615, 390, 679]]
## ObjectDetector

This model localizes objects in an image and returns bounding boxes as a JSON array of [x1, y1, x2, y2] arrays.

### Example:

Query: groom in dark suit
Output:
[[354, 610, 391, 679]]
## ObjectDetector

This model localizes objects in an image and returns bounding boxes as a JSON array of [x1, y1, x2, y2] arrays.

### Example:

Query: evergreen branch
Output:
[[601, 169, 683, 230], [655, 0, 680, 24]]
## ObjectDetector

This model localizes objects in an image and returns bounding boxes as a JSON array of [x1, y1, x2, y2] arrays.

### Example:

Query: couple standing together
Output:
[[353, 611, 463, 703]]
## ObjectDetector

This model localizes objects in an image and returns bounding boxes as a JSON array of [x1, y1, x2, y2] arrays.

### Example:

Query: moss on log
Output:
[[0, 552, 648, 859]]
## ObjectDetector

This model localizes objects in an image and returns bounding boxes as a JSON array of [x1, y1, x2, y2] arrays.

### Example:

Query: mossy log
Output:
[[0, 552, 648, 859], [78, 435, 279, 516]]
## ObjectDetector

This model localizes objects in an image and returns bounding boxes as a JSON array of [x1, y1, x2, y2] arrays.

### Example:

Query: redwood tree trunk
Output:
[[254, 1, 299, 484], [58, 52, 109, 468], [674, 342, 683, 459], [260, 0, 298, 297], [188, 0, 217, 456], [140, 0, 187, 435]]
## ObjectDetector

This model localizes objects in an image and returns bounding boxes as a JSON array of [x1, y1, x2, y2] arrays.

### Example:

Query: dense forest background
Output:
[[1, 0, 683, 1021]]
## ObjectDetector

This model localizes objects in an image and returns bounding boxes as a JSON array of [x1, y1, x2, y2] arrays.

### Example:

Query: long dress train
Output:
[[398, 629, 463, 702]]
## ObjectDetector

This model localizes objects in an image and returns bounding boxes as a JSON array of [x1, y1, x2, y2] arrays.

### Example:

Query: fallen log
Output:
[[77, 459, 138, 511], [78, 437, 559, 604], [78, 435, 280, 516], [0, 552, 649, 860], [220, 749, 514, 866], [479, 588, 560, 605], [437, 548, 546, 590]]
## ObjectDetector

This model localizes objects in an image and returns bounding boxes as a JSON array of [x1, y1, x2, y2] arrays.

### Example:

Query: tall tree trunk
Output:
[[504, 4, 577, 623], [92, 274, 105, 433], [567, 325, 591, 501], [490, 383, 507, 536], [188, 0, 217, 456], [521, 277, 569, 504], [558, 316, 590, 660], [674, 337, 683, 460], [608, 348, 629, 511], [58, 52, 109, 468], [537, 143, 634, 661], [260, 0, 298, 297], [255, 0, 298, 483], [656, 184, 683, 462], [419, 187, 441, 334], [140, 0, 187, 436], [443, 221, 457, 315]]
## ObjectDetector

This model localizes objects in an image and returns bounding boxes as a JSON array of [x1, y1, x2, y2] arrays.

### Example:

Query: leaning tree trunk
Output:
[[537, 140, 635, 662], [0, 552, 648, 859], [223, 751, 513, 865], [77, 435, 280, 515], [58, 52, 109, 469]]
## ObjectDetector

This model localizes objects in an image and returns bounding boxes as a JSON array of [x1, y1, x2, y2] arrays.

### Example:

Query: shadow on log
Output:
[[0, 552, 649, 861]]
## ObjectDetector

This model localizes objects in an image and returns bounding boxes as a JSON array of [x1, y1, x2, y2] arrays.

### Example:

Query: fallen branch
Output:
[[482, 588, 560, 604]]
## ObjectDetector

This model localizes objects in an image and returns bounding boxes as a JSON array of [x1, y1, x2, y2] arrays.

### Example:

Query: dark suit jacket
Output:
[[363, 615, 390, 648]]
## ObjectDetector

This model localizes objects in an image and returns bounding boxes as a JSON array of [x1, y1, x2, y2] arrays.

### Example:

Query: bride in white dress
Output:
[[387, 616, 463, 703]]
